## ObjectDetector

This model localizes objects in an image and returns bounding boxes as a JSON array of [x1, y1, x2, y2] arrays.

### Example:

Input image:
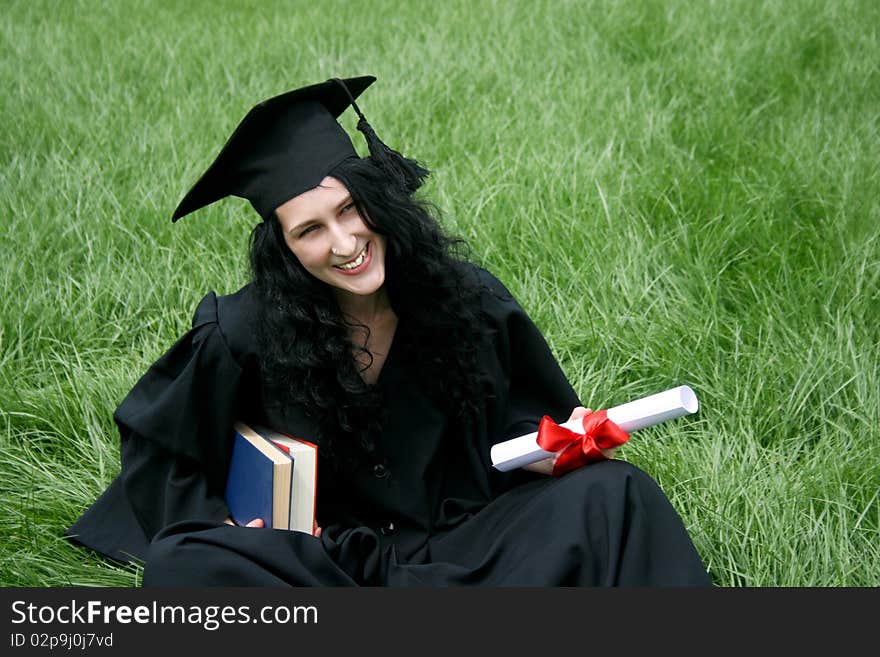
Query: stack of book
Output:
[[224, 422, 318, 534]]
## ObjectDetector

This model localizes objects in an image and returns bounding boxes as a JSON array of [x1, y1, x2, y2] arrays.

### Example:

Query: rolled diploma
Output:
[[490, 385, 699, 471]]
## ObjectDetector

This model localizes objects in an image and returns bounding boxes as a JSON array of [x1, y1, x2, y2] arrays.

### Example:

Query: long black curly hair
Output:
[[249, 155, 486, 473]]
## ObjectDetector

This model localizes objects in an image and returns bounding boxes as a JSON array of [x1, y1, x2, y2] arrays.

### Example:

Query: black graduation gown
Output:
[[66, 267, 710, 586]]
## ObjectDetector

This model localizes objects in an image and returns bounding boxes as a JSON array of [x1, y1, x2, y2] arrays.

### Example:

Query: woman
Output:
[[67, 76, 711, 586]]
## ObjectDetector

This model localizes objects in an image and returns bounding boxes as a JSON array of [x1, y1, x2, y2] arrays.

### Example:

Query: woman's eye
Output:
[[299, 225, 319, 238], [341, 203, 356, 214]]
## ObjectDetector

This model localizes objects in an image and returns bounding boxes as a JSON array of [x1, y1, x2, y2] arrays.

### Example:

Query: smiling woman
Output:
[[64, 76, 711, 587], [276, 177, 388, 303]]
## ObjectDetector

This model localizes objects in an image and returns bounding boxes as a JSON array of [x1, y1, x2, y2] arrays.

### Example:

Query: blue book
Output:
[[224, 422, 293, 529]]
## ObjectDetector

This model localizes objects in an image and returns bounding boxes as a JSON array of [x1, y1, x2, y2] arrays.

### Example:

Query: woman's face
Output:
[[275, 176, 387, 301]]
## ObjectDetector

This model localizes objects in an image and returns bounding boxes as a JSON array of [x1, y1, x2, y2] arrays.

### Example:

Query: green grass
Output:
[[2, 0, 878, 586]]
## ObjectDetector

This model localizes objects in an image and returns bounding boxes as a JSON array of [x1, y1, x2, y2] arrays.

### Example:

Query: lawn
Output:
[[1, 0, 878, 586]]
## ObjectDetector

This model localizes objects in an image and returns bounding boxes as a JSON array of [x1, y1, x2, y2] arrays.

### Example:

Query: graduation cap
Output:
[[171, 75, 428, 222]]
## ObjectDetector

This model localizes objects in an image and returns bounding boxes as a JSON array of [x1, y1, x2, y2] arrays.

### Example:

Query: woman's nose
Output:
[[329, 225, 358, 258]]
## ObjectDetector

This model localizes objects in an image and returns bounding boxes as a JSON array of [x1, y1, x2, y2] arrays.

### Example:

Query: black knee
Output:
[[555, 458, 651, 498], [142, 531, 202, 586]]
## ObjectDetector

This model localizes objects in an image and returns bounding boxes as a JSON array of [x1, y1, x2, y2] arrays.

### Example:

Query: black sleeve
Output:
[[479, 269, 583, 443], [65, 292, 245, 563], [473, 268, 583, 494]]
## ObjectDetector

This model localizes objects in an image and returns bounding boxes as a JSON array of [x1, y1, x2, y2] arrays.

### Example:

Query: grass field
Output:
[[1, 0, 878, 587]]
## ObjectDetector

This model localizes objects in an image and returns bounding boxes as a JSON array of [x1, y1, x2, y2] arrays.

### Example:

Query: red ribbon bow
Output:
[[536, 410, 631, 476]]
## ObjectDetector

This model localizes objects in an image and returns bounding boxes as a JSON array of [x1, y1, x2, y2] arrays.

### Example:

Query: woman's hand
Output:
[[222, 517, 323, 537], [520, 406, 617, 475], [568, 406, 619, 461], [223, 517, 265, 528]]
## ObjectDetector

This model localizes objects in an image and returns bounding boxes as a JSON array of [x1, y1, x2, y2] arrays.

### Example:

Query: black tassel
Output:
[[357, 117, 430, 195], [331, 78, 429, 194]]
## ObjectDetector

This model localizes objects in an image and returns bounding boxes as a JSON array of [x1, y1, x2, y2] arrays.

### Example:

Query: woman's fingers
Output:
[[566, 406, 593, 422]]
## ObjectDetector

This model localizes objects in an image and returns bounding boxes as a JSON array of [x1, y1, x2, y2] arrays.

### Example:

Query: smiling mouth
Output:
[[334, 243, 369, 271]]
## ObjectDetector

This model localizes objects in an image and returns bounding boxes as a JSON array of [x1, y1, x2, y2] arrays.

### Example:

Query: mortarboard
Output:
[[171, 75, 427, 223]]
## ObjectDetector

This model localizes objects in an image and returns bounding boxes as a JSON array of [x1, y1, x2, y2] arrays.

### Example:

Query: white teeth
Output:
[[335, 246, 366, 270]]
